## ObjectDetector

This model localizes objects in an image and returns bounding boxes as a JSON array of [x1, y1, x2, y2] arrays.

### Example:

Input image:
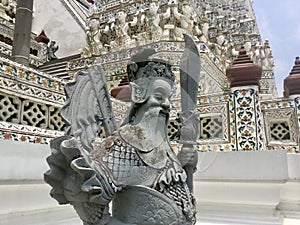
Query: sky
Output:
[[252, 0, 300, 96]]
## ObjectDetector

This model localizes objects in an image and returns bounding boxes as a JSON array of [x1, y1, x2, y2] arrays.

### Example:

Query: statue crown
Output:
[[127, 48, 175, 85]]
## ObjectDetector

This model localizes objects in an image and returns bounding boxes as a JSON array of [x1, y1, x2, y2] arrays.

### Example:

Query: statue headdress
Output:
[[182, 0, 190, 6], [127, 48, 175, 86]]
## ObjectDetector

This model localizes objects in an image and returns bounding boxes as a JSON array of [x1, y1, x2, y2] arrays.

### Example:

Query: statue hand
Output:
[[108, 17, 115, 23], [177, 145, 198, 169]]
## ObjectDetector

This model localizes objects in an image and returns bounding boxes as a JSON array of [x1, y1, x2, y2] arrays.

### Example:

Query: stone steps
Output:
[[38, 54, 81, 80]]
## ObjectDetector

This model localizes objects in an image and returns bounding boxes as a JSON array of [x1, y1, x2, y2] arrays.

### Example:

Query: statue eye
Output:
[[154, 94, 163, 101]]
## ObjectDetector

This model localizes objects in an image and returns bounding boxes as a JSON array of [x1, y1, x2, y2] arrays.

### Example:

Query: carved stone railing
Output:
[[0, 57, 66, 144]]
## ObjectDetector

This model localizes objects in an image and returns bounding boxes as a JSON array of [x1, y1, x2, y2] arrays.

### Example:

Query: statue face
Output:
[[117, 11, 126, 22], [133, 79, 172, 124], [216, 34, 224, 45], [89, 19, 99, 30], [182, 5, 192, 15], [146, 79, 172, 113], [149, 2, 158, 14]]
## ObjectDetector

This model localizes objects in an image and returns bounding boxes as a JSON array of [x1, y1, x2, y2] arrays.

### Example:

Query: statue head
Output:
[[117, 6, 127, 22], [123, 48, 175, 125], [149, 0, 159, 14], [216, 30, 225, 45], [149, 2, 158, 14], [88, 16, 100, 30], [182, 1, 192, 15]]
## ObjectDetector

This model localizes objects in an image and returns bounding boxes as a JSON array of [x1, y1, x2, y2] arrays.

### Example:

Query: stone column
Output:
[[11, 0, 34, 66], [226, 47, 264, 151]]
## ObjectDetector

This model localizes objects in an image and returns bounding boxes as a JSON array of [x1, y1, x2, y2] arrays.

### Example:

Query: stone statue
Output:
[[82, 15, 105, 57], [109, 7, 137, 50], [1, 0, 15, 22], [172, 1, 200, 41], [140, 0, 170, 42], [210, 29, 228, 64], [199, 15, 209, 43], [261, 39, 274, 71], [44, 43, 198, 224], [47, 40, 59, 61]]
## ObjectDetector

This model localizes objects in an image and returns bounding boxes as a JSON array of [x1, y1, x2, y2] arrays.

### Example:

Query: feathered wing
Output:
[[44, 65, 120, 225]]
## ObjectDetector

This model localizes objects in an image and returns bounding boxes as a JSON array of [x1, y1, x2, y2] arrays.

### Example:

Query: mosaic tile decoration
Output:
[[233, 88, 264, 151], [261, 97, 299, 153], [68, 42, 228, 96], [0, 57, 66, 144], [0, 121, 64, 144], [0, 57, 66, 105], [198, 102, 229, 143], [196, 92, 234, 152]]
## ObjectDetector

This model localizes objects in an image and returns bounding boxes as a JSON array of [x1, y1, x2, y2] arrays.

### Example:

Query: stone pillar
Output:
[[226, 47, 264, 151], [11, 0, 33, 66]]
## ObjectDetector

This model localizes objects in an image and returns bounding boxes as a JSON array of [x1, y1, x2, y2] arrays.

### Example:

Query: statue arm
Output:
[[140, 13, 145, 24], [130, 16, 138, 26], [194, 23, 201, 35], [163, 7, 171, 19], [172, 6, 181, 20]]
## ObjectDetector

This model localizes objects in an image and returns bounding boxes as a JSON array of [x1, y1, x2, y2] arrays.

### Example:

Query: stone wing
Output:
[[60, 65, 117, 153]]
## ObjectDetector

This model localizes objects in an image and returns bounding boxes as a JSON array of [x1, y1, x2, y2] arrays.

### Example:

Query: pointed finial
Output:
[[35, 30, 50, 44], [226, 46, 262, 88], [283, 57, 300, 97]]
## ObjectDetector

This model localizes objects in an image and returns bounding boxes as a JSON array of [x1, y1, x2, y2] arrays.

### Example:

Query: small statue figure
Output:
[[47, 40, 59, 61], [82, 15, 105, 57], [244, 36, 252, 53], [140, 0, 170, 42], [199, 15, 209, 43], [172, 1, 200, 41], [261, 39, 274, 71], [210, 29, 228, 64], [109, 7, 137, 50], [1, 0, 15, 22], [252, 42, 261, 65]]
